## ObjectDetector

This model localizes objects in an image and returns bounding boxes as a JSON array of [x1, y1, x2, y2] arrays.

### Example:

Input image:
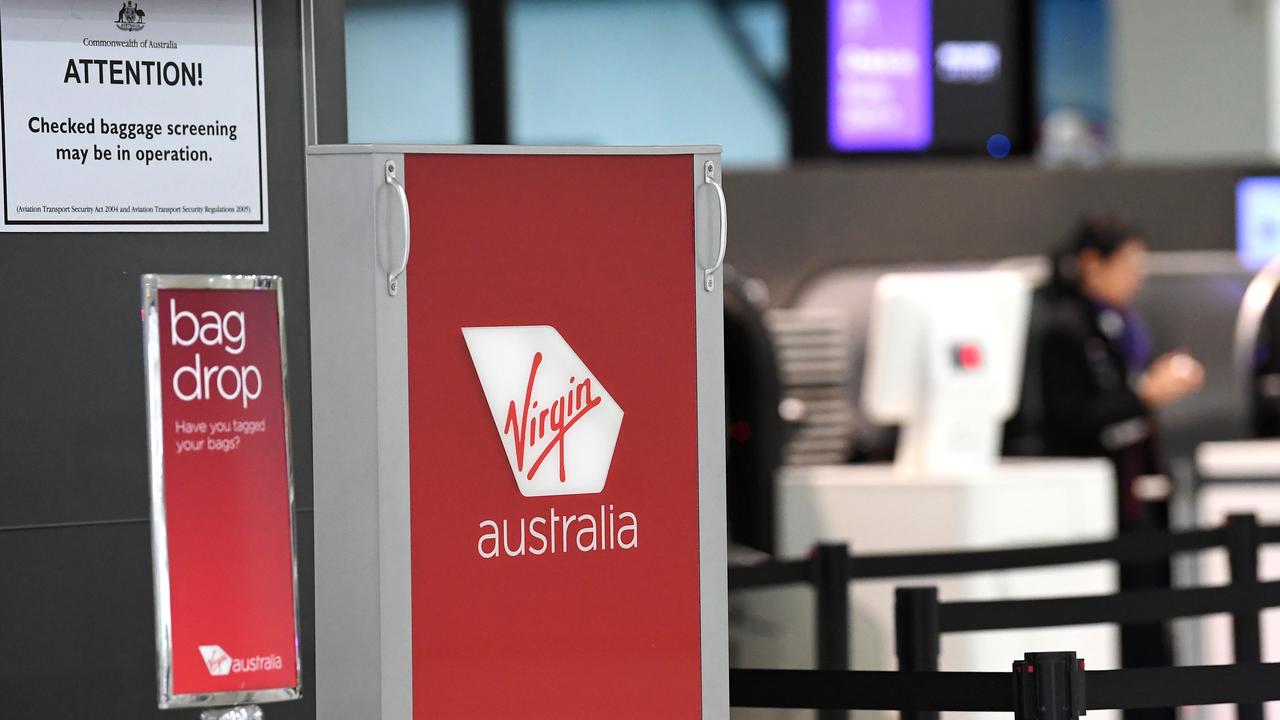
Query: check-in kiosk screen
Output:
[[1237, 177, 1280, 270]]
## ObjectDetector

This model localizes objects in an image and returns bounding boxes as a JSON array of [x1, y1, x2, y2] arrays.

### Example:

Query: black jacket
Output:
[[1041, 288, 1166, 533], [1041, 288, 1152, 458], [1041, 290, 1173, 683]]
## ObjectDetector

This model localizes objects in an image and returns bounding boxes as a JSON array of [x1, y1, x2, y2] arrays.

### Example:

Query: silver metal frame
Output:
[[300, 0, 318, 146], [692, 150, 731, 718], [141, 273, 304, 710], [308, 151, 414, 719]]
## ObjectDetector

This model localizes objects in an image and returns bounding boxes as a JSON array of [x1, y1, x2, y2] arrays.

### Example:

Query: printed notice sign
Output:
[[0, 0, 267, 231], [142, 275, 300, 708]]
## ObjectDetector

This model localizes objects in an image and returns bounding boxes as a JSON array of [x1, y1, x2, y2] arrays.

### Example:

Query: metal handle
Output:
[[385, 159, 411, 297], [703, 160, 727, 292]]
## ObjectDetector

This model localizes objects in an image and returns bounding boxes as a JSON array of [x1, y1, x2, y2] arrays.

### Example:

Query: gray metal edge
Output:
[[308, 143, 723, 156], [372, 152, 414, 720], [300, 0, 318, 146], [307, 152, 412, 720], [693, 152, 730, 719]]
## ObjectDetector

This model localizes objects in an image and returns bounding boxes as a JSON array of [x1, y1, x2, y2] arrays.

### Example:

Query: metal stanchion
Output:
[[1227, 513, 1263, 720], [896, 587, 941, 720], [1013, 652, 1086, 720], [813, 543, 851, 720]]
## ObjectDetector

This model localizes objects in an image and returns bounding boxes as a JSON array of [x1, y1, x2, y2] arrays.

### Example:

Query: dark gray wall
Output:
[[312, 0, 349, 145], [724, 161, 1258, 304], [0, 2, 340, 717]]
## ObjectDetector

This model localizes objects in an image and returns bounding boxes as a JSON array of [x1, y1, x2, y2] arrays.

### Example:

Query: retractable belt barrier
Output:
[[729, 514, 1277, 719], [939, 579, 1280, 631], [731, 660, 1280, 716], [726, 527, 1228, 589]]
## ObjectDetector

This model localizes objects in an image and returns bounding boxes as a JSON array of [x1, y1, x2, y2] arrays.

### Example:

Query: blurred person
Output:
[[1041, 217, 1203, 720]]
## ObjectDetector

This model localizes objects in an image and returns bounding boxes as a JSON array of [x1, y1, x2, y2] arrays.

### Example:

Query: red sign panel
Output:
[[143, 276, 301, 708], [404, 154, 704, 718]]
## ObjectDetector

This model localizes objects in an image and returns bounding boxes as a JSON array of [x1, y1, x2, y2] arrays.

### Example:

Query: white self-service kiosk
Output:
[[734, 270, 1118, 720], [863, 271, 1030, 474]]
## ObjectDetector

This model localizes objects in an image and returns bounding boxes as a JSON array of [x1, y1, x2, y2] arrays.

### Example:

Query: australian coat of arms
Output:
[[116, 1, 145, 31]]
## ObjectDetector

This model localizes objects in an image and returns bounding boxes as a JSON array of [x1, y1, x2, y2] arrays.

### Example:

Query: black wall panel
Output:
[[0, 2, 322, 716], [0, 518, 316, 718]]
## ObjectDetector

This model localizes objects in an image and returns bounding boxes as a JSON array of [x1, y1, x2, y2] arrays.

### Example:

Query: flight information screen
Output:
[[798, 0, 1030, 157]]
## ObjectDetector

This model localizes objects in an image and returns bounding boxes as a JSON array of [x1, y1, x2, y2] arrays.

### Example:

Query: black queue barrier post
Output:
[[895, 587, 941, 720], [1227, 513, 1264, 720], [1013, 652, 1087, 720], [813, 543, 851, 720]]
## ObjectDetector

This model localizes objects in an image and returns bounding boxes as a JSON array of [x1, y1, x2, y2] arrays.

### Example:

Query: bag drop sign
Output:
[[142, 276, 300, 708], [0, 0, 267, 231], [168, 300, 262, 409]]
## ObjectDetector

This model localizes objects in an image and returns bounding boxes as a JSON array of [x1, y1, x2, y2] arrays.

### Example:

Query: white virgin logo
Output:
[[198, 645, 231, 677], [463, 326, 624, 497]]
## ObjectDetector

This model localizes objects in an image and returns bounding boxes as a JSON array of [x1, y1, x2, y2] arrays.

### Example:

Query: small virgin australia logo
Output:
[[116, 1, 146, 32]]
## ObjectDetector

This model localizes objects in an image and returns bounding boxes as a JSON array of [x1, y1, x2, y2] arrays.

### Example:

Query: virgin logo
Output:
[[198, 645, 232, 677], [504, 352, 602, 483], [196, 644, 283, 676], [463, 326, 624, 496]]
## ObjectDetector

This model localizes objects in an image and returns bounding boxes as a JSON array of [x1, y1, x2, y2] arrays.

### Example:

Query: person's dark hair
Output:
[[1049, 215, 1145, 291]]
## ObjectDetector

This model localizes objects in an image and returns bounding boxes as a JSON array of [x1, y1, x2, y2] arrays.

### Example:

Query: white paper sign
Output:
[[0, 0, 267, 232]]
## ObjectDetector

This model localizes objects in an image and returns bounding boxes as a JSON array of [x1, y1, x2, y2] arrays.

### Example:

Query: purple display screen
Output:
[[828, 0, 933, 152], [1237, 177, 1280, 270]]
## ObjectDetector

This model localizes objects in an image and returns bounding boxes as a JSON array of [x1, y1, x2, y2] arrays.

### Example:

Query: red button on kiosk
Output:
[[308, 146, 729, 719]]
